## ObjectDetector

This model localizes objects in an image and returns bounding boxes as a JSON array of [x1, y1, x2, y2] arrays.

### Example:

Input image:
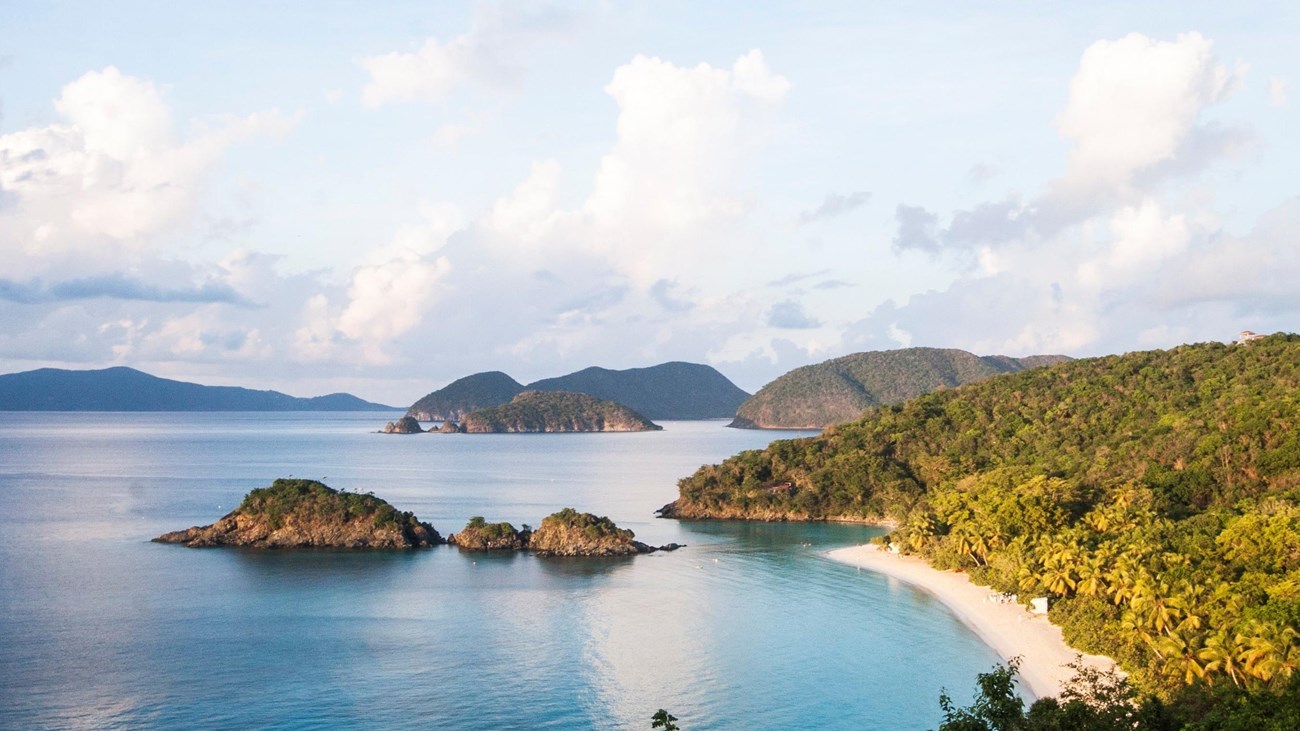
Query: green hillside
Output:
[[730, 347, 1069, 429], [462, 391, 662, 432], [667, 335, 1300, 695], [405, 371, 524, 421], [527, 362, 749, 420]]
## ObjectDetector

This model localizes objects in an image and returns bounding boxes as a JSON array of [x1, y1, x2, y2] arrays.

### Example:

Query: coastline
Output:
[[827, 544, 1118, 700]]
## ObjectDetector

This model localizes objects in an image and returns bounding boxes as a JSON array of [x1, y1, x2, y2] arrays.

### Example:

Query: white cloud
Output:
[[358, 6, 571, 107], [1056, 32, 1243, 197], [337, 252, 452, 347], [583, 50, 789, 283], [0, 66, 297, 266], [1077, 200, 1189, 289], [1269, 77, 1288, 108], [54, 67, 174, 159], [481, 159, 567, 250], [862, 32, 1294, 360]]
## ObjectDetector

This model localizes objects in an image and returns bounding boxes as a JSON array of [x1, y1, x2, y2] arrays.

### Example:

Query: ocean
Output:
[[0, 412, 1002, 730]]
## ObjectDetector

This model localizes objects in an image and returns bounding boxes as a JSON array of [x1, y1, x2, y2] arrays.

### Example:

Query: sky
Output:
[[0, 1, 1297, 405]]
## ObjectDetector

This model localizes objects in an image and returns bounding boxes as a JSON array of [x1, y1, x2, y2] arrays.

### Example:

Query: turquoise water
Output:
[[0, 413, 1002, 729]]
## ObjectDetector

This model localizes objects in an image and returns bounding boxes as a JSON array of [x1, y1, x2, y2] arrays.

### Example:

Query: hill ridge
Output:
[[730, 346, 1070, 429], [0, 366, 392, 411]]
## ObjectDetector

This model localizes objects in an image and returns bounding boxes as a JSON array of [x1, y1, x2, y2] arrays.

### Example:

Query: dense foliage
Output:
[[730, 347, 1068, 428], [674, 336, 1300, 698], [450, 516, 529, 550], [463, 391, 662, 432], [937, 659, 1300, 730], [538, 507, 635, 542], [239, 478, 423, 532]]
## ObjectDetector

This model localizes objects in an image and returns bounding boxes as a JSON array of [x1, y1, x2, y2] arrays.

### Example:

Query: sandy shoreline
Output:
[[827, 544, 1117, 700]]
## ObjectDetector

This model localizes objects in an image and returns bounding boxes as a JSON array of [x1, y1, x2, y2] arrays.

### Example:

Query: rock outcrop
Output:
[[461, 391, 662, 433], [437, 420, 465, 433], [153, 479, 443, 549], [448, 516, 529, 550], [381, 416, 424, 434]]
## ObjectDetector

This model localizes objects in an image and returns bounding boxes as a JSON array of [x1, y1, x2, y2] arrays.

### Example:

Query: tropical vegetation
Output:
[[239, 478, 424, 532], [670, 335, 1300, 704]]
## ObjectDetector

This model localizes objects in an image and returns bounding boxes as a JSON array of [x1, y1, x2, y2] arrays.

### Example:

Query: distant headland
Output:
[[0, 366, 393, 411]]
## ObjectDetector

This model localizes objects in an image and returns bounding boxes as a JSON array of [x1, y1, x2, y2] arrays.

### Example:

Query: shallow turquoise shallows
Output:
[[0, 413, 1003, 730]]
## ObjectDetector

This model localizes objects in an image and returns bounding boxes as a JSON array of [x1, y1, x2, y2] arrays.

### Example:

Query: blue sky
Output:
[[1, 1, 1296, 404]]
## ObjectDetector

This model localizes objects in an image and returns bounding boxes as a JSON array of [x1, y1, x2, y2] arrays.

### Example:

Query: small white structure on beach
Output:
[[1030, 597, 1049, 615], [887, 542, 900, 554]]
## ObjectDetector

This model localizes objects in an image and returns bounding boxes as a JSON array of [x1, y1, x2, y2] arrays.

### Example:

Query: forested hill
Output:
[[406, 362, 749, 422], [0, 367, 392, 411], [729, 347, 1070, 429], [526, 362, 749, 420], [666, 334, 1300, 694], [406, 371, 524, 421], [461, 391, 661, 433]]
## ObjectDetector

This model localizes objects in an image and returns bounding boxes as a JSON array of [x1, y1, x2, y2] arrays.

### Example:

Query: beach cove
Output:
[[828, 544, 1118, 700]]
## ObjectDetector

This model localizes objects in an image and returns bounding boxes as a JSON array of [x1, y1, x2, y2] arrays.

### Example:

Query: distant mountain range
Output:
[[0, 367, 393, 411], [730, 347, 1071, 429], [406, 362, 750, 422]]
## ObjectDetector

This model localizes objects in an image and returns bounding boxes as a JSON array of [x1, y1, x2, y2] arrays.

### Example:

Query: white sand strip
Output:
[[827, 544, 1117, 700]]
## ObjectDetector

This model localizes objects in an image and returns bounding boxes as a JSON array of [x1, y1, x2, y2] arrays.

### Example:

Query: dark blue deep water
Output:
[[0, 413, 1001, 730]]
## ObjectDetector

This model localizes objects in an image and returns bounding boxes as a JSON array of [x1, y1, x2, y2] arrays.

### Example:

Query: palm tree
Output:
[[1154, 630, 1207, 686], [1197, 631, 1244, 687], [1237, 620, 1300, 686]]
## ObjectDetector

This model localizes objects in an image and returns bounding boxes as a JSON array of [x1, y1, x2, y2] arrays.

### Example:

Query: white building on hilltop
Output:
[[1236, 330, 1266, 345]]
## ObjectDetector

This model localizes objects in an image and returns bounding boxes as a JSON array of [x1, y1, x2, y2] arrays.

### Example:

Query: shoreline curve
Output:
[[827, 544, 1118, 700]]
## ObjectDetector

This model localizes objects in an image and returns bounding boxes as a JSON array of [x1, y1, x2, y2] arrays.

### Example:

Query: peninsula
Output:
[[153, 479, 443, 549], [729, 347, 1068, 429], [664, 334, 1300, 698]]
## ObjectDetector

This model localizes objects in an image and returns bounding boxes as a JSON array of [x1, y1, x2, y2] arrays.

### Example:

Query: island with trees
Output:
[[153, 479, 443, 549], [460, 391, 662, 433]]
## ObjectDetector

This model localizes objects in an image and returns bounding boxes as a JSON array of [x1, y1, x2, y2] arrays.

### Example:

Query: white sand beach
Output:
[[827, 544, 1118, 700]]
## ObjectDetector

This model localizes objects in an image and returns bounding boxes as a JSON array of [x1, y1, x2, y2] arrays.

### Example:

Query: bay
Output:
[[0, 412, 1002, 730]]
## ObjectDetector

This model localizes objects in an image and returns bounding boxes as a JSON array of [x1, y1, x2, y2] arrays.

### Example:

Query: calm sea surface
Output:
[[0, 413, 1002, 730]]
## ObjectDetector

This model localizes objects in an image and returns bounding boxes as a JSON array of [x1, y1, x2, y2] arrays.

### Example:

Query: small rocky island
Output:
[[448, 516, 530, 550], [461, 391, 662, 433], [448, 509, 682, 556], [380, 416, 424, 434], [153, 479, 443, 549]]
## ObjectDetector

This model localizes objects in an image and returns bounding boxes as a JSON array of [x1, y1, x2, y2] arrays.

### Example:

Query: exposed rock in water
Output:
[[152, 479, 443, 549], [461, 391, 662, 433], [448, 516, 529, 550], [381, 416, 424, 434], [437, 420, 465, 433]]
